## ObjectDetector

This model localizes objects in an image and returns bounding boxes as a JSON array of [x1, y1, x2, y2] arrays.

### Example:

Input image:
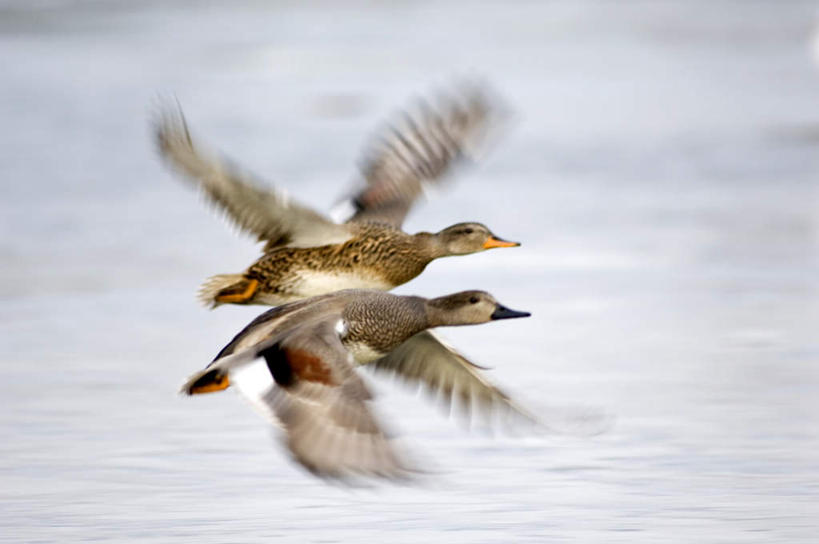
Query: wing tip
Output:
[[152, 96, 193, 156]]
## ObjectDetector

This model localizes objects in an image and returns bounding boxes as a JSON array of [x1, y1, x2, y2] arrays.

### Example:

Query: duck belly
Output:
[[291, 269, 393, 298]]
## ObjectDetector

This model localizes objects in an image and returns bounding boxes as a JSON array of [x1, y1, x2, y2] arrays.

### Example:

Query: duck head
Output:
[[435, 222, 519, 256], [426, 290, 531, 327]]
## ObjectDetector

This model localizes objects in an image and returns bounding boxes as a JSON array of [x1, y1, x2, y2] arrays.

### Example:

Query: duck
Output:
[[155, 84, 518, 308], [181, 288, 533, 479]]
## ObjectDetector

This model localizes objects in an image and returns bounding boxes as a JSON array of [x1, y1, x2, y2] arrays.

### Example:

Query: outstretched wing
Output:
[[369, 330, 538, 429], [155, 103, 353, 250], [346, 83, 507, 227], [192, 318, 412, 480]]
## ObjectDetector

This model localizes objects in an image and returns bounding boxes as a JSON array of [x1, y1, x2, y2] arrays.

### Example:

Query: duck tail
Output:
[[197, 274, 258, 308]]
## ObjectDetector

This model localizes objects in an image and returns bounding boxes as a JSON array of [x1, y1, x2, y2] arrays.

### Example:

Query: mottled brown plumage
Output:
[[245, 223, 434, 296], [155, 84, 517, 307]]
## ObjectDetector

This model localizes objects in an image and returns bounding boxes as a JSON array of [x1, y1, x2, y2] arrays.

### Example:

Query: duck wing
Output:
[[155, 104, 353, 250], [369, 330, 538, 429], [186, 317, 412, 480], [346, 83, 506, 227], [208, 293, 341, 363]]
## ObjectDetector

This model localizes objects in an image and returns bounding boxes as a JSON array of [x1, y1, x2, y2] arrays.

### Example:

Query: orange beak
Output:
[[482, 235, 520, 250]]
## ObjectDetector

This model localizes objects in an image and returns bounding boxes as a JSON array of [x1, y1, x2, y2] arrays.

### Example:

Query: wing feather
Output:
[[155, 103, 353, 249], [206, 318, 412, 479], [346, 82, 508, 227], [369, 330, 538, 429]]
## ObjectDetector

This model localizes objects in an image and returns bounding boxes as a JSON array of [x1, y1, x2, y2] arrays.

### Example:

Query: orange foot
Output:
[[187, 369, 230, 395], [215, 278, 259, 304]]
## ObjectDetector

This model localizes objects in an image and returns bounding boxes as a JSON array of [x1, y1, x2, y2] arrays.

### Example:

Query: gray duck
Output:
[[156, 85, 517, 307], [181, 288, 532, 479]]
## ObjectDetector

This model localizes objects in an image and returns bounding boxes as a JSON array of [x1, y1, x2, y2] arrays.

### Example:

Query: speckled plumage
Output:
[[341, 291, 429, 355], [242, 222, 438, 303], [214, 290, 431, 363], [155, 84, 517, 308]]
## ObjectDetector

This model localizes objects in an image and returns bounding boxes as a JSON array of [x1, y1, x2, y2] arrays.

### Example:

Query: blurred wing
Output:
[[230, 320, 412, 479], [347, 83, 507, 227], [209, 293, 341, 363], [369, 331, 538, 428], [155, 104, 353, 249]]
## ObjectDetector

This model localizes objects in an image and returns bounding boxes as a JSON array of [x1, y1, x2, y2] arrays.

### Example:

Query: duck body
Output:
[[213, 289, 431, 363], [182, 288, 533, 479], [208, 223, 439, 306]]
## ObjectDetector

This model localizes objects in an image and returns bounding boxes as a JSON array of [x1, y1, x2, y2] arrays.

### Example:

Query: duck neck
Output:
[[424, 299, 455, 328], [413, 231, 448, 259]]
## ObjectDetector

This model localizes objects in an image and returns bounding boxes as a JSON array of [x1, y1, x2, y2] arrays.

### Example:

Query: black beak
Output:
[[490, 304, 531, 320]]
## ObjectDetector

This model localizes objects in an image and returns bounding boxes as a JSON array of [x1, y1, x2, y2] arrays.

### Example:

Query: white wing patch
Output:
[[230, 359, 281, 427], [334, 318, 348, 337]]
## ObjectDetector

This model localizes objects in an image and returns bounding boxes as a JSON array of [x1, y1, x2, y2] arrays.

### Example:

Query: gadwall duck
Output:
[[181, 288, 532, 479], [156, 85, 517, 307]]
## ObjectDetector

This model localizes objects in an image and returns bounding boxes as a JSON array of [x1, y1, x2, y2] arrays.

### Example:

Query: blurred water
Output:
[[2, 1, 819, 542]]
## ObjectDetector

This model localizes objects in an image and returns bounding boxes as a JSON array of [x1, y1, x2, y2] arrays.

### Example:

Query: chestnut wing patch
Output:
[[261, 343, 338, 388], [232, 319, 412, 479]]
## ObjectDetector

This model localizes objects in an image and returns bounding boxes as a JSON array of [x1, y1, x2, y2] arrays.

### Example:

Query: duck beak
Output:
[[490, 304, 531, 320], [483, 235, 520, 249]]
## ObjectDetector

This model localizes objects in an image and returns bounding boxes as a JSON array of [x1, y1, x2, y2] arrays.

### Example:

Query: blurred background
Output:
[[2, 1, 819, 542]]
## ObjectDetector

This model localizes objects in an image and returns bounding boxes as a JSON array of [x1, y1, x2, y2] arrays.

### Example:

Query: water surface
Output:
[[1, 1, 819, 542]]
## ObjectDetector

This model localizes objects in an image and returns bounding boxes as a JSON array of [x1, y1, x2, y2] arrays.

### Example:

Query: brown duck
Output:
[[181, 288, 533, 479], [155, 85, 518, 307]]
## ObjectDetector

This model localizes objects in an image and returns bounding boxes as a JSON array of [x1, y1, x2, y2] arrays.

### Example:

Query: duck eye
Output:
[[469, 296, 479, 304], [464, 228, 474, 234]]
